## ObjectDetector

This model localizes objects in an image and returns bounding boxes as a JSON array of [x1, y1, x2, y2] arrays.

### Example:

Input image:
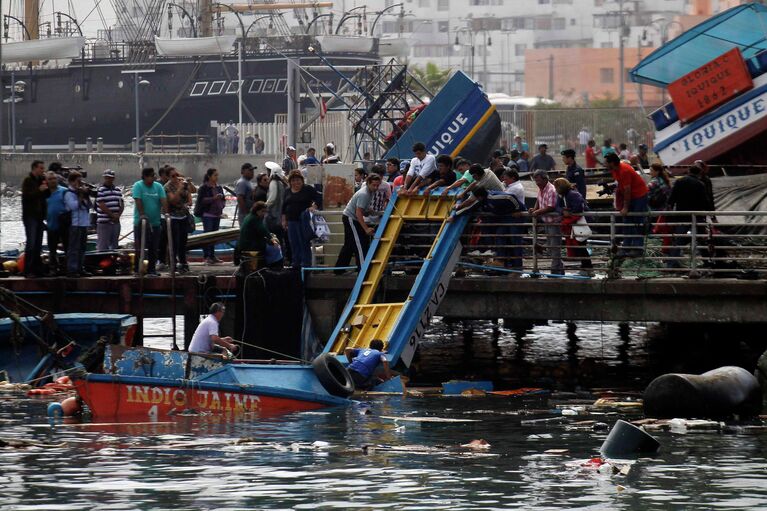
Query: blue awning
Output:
[[629, 3, 767, 87]]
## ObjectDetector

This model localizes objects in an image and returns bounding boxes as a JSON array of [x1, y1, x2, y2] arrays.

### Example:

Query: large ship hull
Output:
[[3, 53, 377, 148]]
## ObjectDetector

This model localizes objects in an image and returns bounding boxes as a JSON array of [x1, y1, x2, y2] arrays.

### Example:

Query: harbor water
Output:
[[1, 392, 767, 510], [2, 188, 767, 509]]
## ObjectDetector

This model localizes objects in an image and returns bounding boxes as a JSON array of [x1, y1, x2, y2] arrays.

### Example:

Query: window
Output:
[[570, 18, 576, 26], [385, 0, 394, 6], [438, 0, 449, 9], [437, 21, 449, 32], [418, 0, 430, 6], [535, 18, 552, 30], [470, 0, 503, 4], [553, 18, 565, 30], [600, 41, 613, 48], [515, 43, 527, 56], [593, 13, 621, 29], [413, 45, 450, 57], [600, 68, 614, 83], [208, 80, 226, 95]]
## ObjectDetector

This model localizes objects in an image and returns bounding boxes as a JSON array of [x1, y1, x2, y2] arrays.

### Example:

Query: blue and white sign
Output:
[[658, 87, 767, 165]]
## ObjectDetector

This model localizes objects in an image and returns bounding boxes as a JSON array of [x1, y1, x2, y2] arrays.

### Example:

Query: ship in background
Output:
[[1, 0, 412, 150]]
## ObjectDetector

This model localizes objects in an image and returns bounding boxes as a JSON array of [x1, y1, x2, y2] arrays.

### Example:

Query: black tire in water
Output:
[[312, 353, 355, 397]]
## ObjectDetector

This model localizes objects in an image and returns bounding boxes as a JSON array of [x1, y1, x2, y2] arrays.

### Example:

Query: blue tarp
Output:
[[630, 3, 767, 87]]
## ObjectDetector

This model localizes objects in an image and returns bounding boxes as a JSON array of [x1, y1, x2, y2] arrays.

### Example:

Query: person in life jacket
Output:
[[343, 339, 391, 390]]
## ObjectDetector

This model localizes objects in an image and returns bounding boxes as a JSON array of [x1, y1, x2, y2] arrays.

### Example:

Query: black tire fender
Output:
[[312, 353, 355, 397]]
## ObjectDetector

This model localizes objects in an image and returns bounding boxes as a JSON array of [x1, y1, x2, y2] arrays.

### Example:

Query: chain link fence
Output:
[[498, 108, 656, 153]]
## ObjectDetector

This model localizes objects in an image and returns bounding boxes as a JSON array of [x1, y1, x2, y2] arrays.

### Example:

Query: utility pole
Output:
[[286, 58, 301, 149], [470, 35, 475, 79], [238, 40, 243, 129], [618, 0, 625, 106], [483, 31, 488, 87], [637, 35, 643, 105], [548, 54, 554, 100]]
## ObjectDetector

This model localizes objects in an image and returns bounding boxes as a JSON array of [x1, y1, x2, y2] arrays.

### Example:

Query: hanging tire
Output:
[[312, 354, 355, 398]]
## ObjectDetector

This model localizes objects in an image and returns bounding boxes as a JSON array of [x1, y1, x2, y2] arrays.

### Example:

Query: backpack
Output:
[[311, 212, 331, 243], [648, 180, 671, 210], [193, 184, 208, 218]]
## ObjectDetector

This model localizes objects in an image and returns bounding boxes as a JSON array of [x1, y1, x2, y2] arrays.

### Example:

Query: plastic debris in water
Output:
[[668, 418, 688, 434], [461, 439, 491, 450]]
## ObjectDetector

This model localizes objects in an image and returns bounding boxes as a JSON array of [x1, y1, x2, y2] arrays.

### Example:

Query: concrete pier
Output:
[[2, 272, 766, 343]]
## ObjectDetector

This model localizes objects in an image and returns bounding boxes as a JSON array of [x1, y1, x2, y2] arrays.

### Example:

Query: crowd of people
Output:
[[19, 135, 717, 279], [333, 137, 719, 277]]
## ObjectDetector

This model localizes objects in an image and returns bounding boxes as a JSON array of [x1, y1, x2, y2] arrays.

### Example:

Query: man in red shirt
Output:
[[605, 153, 649, 256], [584, 139, 601, 169]]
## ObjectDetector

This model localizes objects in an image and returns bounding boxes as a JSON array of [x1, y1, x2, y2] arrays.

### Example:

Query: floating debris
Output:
[[461, 439, 491, 450], [0, 381, 31, 392], [379, 416, 479, 423], [0, 437, 67, 449]]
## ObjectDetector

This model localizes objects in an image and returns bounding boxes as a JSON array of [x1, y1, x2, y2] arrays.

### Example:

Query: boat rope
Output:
[[238, 266, 311, 364], [234, 339, 310, 364], [20, 366, 84, 386]]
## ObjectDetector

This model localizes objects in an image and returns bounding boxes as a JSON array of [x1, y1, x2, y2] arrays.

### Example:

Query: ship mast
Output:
[[24, 0, 39, 40], [200, 0, 213, 37]]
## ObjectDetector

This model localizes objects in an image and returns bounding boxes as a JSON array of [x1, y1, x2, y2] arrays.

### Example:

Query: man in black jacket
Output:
[[666, 164, 710, 269], [21, 160, 50, 277]]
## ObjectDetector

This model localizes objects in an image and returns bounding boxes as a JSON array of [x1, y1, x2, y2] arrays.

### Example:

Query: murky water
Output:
[[1, 392, 766, 510], [3, 187, 767, 509]]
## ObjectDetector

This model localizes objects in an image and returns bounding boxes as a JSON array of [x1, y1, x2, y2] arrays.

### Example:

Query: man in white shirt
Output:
[[188, 303, 239, 355], [403, 142, 437, 194], [501, 168, 526, 204]]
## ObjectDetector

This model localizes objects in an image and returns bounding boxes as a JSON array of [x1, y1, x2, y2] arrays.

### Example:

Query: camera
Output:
[[48, 162, 87, 179], [596, 181, 616, 197]]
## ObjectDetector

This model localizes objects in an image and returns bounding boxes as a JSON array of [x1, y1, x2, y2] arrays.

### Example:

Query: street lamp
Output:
[[454, 27, 491, 83], [134, 76, 150, 151], [453, 28, 475, 78]]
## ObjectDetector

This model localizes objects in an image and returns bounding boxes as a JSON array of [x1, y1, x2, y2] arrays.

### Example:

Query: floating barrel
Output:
[[600, 419, 660, 458], [644, 366, 762, 419]]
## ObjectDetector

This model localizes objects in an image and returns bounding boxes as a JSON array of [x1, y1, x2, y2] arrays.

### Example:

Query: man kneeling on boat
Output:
[[344, 339, 391, 390], [188, 302, 239, 356]]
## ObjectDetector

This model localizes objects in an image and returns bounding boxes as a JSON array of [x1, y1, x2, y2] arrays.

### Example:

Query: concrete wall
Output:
[[0, 152, 276, 186]]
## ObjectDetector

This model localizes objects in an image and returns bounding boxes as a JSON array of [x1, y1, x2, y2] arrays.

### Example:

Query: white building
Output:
[[209, 0, 691, 95], [360, 0, 688, 95]]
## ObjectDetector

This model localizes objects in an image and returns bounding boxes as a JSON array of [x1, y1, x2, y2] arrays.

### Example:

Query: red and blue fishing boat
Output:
[[72, 346, 352, 419]]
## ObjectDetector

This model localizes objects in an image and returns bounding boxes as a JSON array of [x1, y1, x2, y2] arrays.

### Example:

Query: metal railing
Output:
[[306, 209, 767, 279]]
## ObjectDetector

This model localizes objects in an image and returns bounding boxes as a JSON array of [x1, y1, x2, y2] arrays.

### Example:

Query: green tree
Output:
[[411, 62, 451, 94]]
